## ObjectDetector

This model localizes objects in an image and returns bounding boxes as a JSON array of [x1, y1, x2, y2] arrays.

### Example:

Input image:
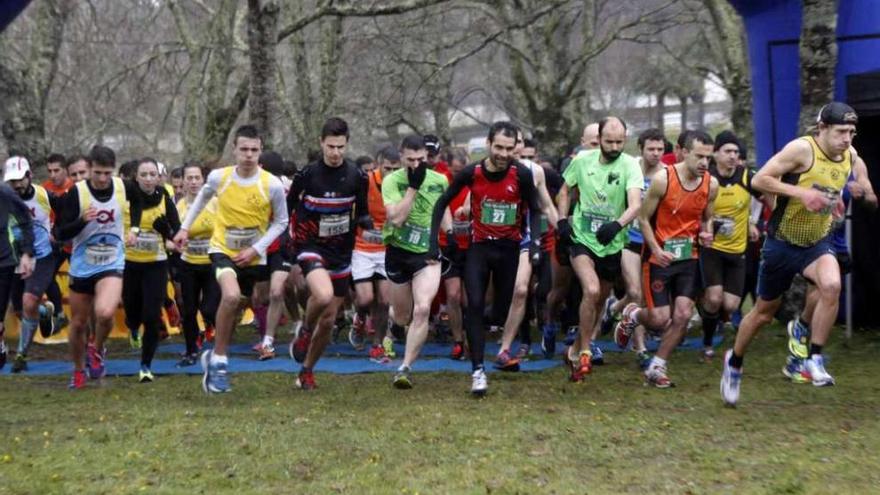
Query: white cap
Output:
[[157, 161, 168, 176], [3, 156, 31, 182]]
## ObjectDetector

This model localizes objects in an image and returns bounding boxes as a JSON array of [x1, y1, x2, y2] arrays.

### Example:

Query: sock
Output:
[[729, 351, 744, 369], [262, 335, 274, 347], [473, 363, 484, 373], [210, 352, 228, 365], [390, 322, 406, 341], [650, 356, 667, 369], [809, 344, 823, 357], [18, 317, 39, 355], [701, 311, 720, 347], [398, 364, 410, 372]]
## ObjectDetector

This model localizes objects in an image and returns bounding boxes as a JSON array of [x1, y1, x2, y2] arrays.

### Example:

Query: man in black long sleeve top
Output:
[[429, 121, 542, 396], [0, 176, 35, 371]]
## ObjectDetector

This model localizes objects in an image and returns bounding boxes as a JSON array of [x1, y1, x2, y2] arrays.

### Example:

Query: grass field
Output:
[[2, 324, 879, 494]]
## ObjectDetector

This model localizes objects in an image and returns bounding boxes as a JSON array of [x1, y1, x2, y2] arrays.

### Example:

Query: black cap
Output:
[[713, 130, 739, 152], [818, 102, 858, 125], [423, 134, 441, 156]]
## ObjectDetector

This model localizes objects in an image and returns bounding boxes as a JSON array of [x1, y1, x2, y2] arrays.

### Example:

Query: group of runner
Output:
[[1, 102, 873, 405]]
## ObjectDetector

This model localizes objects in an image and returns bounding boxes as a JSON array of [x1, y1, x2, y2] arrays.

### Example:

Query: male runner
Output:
[[430, 121, 541, 396], [556, 117, 644, 382], [615, 131, 719, 387], [41, 153, 74, 331], [383, 135, 448, 388], [442, 147, 470, 360], [55, 146, 142, 389], [174, 125, 288, 393], [288, 117, 371, 390]]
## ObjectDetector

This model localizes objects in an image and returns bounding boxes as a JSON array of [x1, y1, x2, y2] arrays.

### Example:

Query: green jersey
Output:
[[562, 149, 644, 257], [381, 168, 448, 253]]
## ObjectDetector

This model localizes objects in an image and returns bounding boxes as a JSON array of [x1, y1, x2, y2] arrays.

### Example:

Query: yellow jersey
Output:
[[210, 166, 273, 265], [711, 166, 754, 254], [177, 196, 218, 265]]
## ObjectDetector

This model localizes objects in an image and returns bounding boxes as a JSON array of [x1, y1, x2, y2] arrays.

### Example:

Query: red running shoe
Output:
[[296, 369, 317, 390]]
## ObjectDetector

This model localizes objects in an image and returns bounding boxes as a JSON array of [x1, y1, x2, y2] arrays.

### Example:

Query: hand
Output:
[[454, 205, 470, 219], [426, 244, 441, 264], [528, 240, 542, 266], [17, 253, 34, 279], [556, 217, 572, 242], [698, 231, 714, 247], [652, 248, 676, 268], [357, 214, 375, 231], [165, 240, 179, 253], [407, 161, 427, 189], [595, 221, 622, 245], [232, 247, 258, 267], [748, 224, 760, 242], [848, 181, 866, 200], [81, 207, 98, 222], [800, 188, 832, 213], [125, 232, 137, 247], [832, 197, 846, 220], [173, 229, 189, 250], [442, 232, 459, 261]]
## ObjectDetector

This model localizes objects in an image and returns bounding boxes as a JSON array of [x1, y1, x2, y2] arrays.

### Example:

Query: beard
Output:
[[601, 147, 622, 162]]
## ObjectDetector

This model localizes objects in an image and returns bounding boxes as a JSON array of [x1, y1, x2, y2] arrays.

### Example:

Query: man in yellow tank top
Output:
[[722, 102, 858, 406]]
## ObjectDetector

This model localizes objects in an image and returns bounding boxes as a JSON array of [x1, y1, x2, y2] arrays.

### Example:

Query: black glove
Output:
[[407, 161, 427, 190], [595, 221, 622, 245], [356, 214, 374, 231], [426, 242, 440, 262], [442, 231, 459, 261], [528, 240, 542, 266], [556, 217, 573, 242]]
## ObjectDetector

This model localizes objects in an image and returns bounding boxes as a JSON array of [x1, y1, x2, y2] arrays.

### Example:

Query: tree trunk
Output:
[[657, 91, 666, 133], [679, 93, 689, 131], [247, 0, 280, 147], [692, 91, 706, 129], [798, 0, 839, 134]]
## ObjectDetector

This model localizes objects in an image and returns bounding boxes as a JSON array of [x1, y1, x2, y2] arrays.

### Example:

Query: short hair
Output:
[[182, 162, 208, 178], [259, 150, 285, 176], [684, 130, 714, 150], [46, 153, 65, 165], [487, 121, 519, 143], [170, 166, 184, 179], [234, 124, 262, 144], [88, 145, 116, 168], [598, 117, 627, 137], [284, 159, 298, 175], [522, 138, 537, 149], [355, 156, 374, 169], [321, 117, 349, 140], [118, 160, 138, 179], [63, 154, 87, 170], [637, 128, 665, 149], [448, 147, 468, 165], [676, 130, 694, 148], [664, 138, 673, 154], [400, 134, 426, 152], [376, 145, 400, 163]]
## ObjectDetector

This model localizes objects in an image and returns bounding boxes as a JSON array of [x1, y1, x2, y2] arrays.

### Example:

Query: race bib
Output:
[[714, 216, 735, 238], [86, 244, 118, 266], [134, 231, 160, 252], [226, 227, 259, 250], [187, 238, 210, 256], [401, 222, 430, 250], [664, 237, 693, 262], [452, 219, 471, 237], [361, 229, 383, 245], [319, 214, 350, 237], [481, 200, 517, 226], [582, 212, 612, 234], [811, 184, 840, 215]]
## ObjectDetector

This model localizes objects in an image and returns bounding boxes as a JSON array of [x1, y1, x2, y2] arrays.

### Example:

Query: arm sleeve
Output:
[[746, 168, 763, 198], [55, 188, 87, 241], [251, 176, 289, 256], [355, 168, 369, 219], [287, 166, 307, 214], [430, 165, 475, 252], [153, 190, 181, 240], [2, 184, 34, 256], [123, 180, 143, 231], [517, 165, 542, 244], [181, 170, 220, 231]]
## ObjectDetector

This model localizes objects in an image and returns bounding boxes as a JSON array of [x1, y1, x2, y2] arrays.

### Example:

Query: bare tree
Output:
[[797, 0, 838, 133]]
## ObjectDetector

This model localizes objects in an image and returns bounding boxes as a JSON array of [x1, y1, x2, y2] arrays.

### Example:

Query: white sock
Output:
[[262, 335, 274, 347], [650, 356, 667, 369], [210, 352, 228, 365]]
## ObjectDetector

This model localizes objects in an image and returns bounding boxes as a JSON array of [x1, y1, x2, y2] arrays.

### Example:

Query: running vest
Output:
[[470, 162, 525, 243], [211, 167, 273, 265], [648, 166, 710, 264], [14, 185, 53, 259], [69, 178, 127, 278], [769, 136, 852, 247], [125, 195, 169, 263], [711, 166, 752, 254], [178, 196, 217, 265], [354, 169, 386, 253]]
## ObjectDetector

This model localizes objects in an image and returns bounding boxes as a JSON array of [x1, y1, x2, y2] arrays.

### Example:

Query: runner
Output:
[[175, 163, 219, 367], [614, 130, 719, 388], [65, 155, 89, 183], [382, 135, 449, 388], [430, 121, 542, 396], [41, 153, 74, 334], [174, 125, 288, 393], [287, 117, 371, 390], [55, 145, 142, 389], [442, 147, 471, 360], [721, 103, 859, 405], [556, 117, 644, 382]]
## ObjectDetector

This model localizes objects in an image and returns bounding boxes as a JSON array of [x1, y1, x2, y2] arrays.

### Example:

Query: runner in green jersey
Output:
[[382, 134, 451, 389]]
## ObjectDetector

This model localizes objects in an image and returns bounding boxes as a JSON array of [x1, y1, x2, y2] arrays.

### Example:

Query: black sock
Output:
[[702, 312, 720, 347], [809, 344, 823, 356], [390, 323, 406, 341], [729, 351, 744, 368]]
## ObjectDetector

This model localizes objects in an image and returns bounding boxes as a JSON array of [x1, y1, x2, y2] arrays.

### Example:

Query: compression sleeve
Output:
[[251, 175, 289, 256], [430, 164, 475, 253]]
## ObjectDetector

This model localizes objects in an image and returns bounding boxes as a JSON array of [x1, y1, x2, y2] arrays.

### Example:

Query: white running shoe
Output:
[[805, 354, 835, 387], [720, 349, 742, 406], [471, 368, 488, 396]]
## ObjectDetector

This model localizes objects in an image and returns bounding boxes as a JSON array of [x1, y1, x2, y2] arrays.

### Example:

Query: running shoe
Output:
[[257, 343, 276, 361], [369, 345, 387, 361], [0, 339, 8, 371], [590, 342, 604, 365], [805, 354, 835, 387], [782, 356, 811, 384], [493, 350, 521, 372], [470, 368, 488, 396], [570, 350, 592, 382], [614, 303, 639, 349], [636, 350, 652, 371], [786, 319, 810, 359], [541, 323, 558, 359], [129, 330, 141, 350], [87, 343, 106, 379], [393, 366, 413, 389], [515, 343, 530, 361], [563, 326, 578, 346], [349, 313, 367, 351], [11, 354, 28, 373], [290, 325, 312, 363], [176, 353, 199, 368], [645, 362, 674, 388], [165, 300, 181, 328], [599, 296, 618, 335], [38, 302, 55, 339], [382, 335, 397, 358], [296, 368, 317, 390], [450, 342, 465, 361], [701, 347, 715, 363], [53, 312, 70, 333], [720, 349, 742, 406], [200, 350, 230, 393], [204, 325, 215, 343], [138, 365, 154, 383], [68, 370, 87, 390]]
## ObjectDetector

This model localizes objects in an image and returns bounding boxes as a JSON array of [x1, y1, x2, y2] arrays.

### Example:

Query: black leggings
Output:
[[464, 241, 519, 370], [179, 262, 220, 355], [123, 260, 168, 367]]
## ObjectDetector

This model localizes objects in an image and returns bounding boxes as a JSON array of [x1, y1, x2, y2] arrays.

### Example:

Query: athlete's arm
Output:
[[153, 190, 181, 240], [250, 176, 289, 257], [1, 184, 34, 257], [286, 166, 306, 214], [54, 188, 87, 241], [531, 164, 558, 227], [849, 152, 877, 209], [556, 183, 572, 221], [639, 169, 674, 267], [618, 187, 642, 227], [753, 139, 831, 212], [430, 164, 475, 254], [384, 188, 418, 227], [123, 180, 144, 234], [354, 168, 372, 228], [517, 164, 542, 250], [700, 177, 720, 246]]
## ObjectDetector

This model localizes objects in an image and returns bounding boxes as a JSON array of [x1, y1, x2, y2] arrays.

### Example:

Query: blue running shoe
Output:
[[541, 323, 558, 359], [782, 356, 810, 384], [590, 342, 604, 365], [599, 296, 618, 335], [563, 326, 578, 346], [636, 350, 652, 370], [200, 350, 230, 394], [786, 319, 810, 359]]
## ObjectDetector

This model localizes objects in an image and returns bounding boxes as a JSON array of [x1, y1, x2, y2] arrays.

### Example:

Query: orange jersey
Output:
[[648, 166, 710, 264], [42, 178, 74, 197], [354, 169, 387, 253]]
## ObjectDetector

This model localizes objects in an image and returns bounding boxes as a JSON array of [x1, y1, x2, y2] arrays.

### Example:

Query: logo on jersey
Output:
[[95, 209, 116, 223], [607, 172, 620, 185], [651, 279, 664, 293]]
